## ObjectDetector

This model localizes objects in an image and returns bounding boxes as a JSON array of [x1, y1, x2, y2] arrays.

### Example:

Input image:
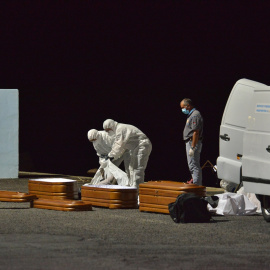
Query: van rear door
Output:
[[217, 80, 254, 184], [242, 89, 270, 195]]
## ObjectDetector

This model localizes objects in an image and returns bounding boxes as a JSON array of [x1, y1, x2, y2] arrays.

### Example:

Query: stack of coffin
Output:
[[28, 178, 78, 200], [81, 184, 138, 209], [139, 181, 206, 214], [28, 178, 92, 211]]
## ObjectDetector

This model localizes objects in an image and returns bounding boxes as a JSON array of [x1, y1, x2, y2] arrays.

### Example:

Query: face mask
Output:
[[182, 108, 189, 115]]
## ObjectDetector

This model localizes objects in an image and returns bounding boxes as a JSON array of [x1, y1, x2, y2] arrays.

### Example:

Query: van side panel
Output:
[[242, 90, 270, 192], [243, 182, 270, 196], [223, 84, 254, 128], [217, 81, 254, 183]]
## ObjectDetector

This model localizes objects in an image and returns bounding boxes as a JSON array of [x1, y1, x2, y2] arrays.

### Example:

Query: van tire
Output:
[[262, 208, 270, 222]]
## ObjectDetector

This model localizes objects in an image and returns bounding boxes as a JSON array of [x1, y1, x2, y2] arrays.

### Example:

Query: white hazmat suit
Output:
[[87, 129, 130, 184], [87, 129, 113, 165], [103, 119, 152, 188]]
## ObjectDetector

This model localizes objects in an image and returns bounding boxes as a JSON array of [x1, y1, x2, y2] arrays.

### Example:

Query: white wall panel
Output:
[[0, 89, 18, 178]]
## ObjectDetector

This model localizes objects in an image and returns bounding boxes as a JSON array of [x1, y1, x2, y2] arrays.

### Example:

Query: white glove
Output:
[[188, 147, 195, 157], [100, 159, 108, 168]]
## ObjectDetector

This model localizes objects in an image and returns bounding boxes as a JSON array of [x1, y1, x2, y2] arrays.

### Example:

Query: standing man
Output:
[[103, 119, 152, 188], [180, 98, 203, 185]]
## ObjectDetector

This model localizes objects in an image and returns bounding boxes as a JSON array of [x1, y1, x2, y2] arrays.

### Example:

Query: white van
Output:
[[217, 78, 270, 221]]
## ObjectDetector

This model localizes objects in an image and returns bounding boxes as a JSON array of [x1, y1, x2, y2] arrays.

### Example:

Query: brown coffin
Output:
[[28, 178, 78, 200], [81, 185, 138, 209], [139, 181, 206, 214], [0, 190, 37, 208], [33, 198, 92, 211], [0, 190, 37, 203], [139, 203, 169, 214], [28, 191, 75, 200]]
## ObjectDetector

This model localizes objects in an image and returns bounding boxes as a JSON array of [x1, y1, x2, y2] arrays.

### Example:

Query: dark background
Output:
[[1, 1, 270, 186]]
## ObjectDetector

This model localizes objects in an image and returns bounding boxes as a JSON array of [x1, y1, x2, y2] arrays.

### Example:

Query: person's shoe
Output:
[[187, 178, 193, 184]]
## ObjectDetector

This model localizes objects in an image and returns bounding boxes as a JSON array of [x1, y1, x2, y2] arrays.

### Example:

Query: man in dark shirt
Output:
[[180, 98, 203, 185]]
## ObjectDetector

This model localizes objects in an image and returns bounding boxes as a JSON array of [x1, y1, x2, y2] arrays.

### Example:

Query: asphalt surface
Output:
[[0, 178, 270, 270]]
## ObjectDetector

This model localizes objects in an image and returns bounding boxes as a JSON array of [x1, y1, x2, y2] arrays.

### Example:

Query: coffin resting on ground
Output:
[[81, 184, 138, 209], [33, 198, 92, 211], [28, 178, 78, 200], [0, 190, 37, 206], [139, 181, 206, 214]]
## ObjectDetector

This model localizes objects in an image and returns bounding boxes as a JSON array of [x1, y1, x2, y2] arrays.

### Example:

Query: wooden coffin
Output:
[[139, 181, 206, 214], [33, 198, 92, 211], [81, 185, 138, 209], [28, 178, 78, 200], [0, 190, 37, 207]]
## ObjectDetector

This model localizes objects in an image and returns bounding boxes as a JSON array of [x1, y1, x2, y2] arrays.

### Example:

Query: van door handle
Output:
[[266, 146, 270, 153], [220, 134, 230, 141]]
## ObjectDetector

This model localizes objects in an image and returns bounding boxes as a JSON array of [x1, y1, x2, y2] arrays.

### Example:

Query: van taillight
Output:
[[237, 154, 243, 160]]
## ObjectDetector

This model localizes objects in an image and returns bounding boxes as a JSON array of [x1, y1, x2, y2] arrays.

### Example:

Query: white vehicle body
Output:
[[217, 78, 270, 196]]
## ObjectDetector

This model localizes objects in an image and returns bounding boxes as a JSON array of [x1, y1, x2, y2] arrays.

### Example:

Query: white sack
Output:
[[237, 187, 262, 214], [208, 192, 258, 216], [90, 160, 130, 186]]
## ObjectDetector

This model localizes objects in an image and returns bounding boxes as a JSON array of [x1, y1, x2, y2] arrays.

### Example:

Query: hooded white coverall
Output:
[[87, 129, 130, 176], [103, 119, 152, 188]]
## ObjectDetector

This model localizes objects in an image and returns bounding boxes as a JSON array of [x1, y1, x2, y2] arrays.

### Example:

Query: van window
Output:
[[224, 84, 254, 128]]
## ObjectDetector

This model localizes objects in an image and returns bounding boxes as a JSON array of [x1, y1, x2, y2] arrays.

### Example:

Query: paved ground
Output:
[[0, 178, 270, 270]]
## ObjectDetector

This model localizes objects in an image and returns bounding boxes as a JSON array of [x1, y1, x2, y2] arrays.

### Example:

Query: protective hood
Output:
[[103, 119, 118, 132], [87, 129, 99, 141]]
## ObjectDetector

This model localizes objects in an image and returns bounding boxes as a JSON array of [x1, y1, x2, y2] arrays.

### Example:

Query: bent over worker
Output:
[[103, 119, 152, 188], [88, 129, 113, 165], [180, 98, 203, 185], [87, 129, 130, 171]]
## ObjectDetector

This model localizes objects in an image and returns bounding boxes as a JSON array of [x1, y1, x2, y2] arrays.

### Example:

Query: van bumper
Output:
[[217, 157, 242, 184]]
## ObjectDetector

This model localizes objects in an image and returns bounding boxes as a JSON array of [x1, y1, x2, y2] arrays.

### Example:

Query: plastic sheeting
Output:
[[83, 184, 136, 190], [237, 187, 262, 214], [208, 192, 258, 216], [220, 179, 238, 192], [90, 160, 130, 186]]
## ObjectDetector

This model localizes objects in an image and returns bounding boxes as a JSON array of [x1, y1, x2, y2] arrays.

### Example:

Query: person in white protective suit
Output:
[[103, 119, 152, 188], [87, 129, 130, 184], [87, 129, 114, 165]]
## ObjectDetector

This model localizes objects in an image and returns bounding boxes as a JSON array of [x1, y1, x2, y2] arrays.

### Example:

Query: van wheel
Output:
[[262, 208, 270, 222]]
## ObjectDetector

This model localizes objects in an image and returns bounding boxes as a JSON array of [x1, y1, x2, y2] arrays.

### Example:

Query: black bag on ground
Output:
[[168, 193, 215, 223]]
